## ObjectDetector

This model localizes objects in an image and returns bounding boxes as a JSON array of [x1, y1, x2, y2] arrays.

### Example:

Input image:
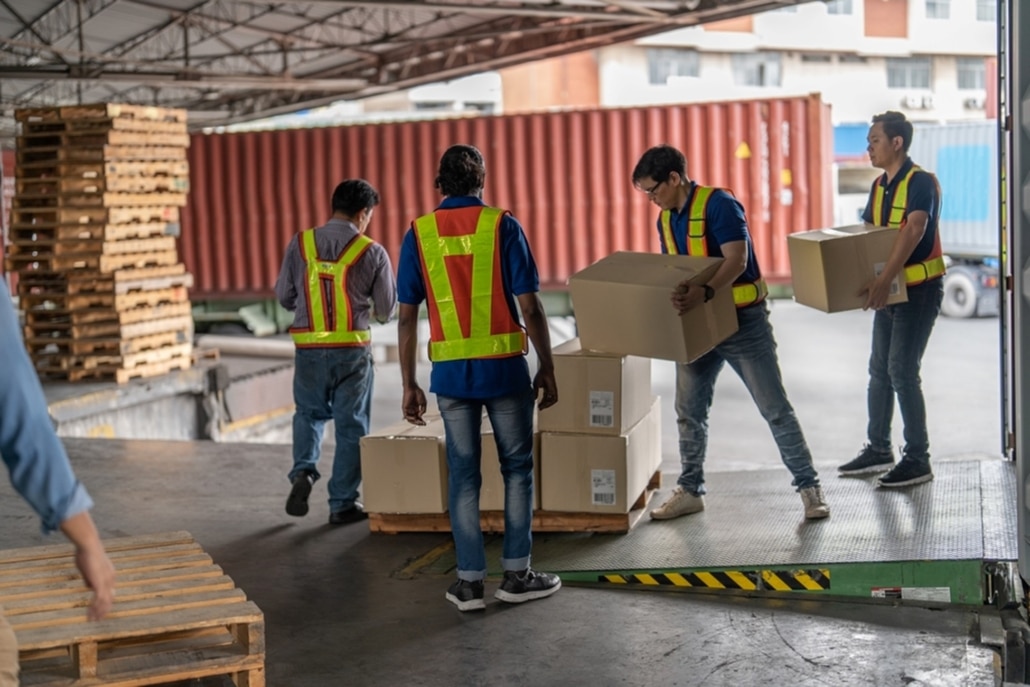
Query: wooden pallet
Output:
[[8, 248, 180, 274], [35, 342, 193, 375], [16, 265, 193, 299], [369, 470, 662, 534], [16, 103, 188, 124], [13, 191, 189, 208], [9, 236, 178, 258], [18, 131, 191, 148], [0, 530, 264, 686], [17, 145, 189, 165], [17, 175, 189, 194], [11, 221, 177, 242], [25, 314, 193, 341], [20, 118, 188, 135], [37, 354, 193, 383], [25, 301, 193, 328], [26, 329, 191, 358], [16, 160, 190, 179], [10, 205, 179, 226]]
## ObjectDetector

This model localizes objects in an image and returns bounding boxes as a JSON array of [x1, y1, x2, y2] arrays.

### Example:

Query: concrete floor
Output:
[[4, 300, 1008, 686]]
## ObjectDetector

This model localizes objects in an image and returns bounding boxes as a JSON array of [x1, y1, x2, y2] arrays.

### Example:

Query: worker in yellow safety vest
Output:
[[396, 144, 561, 612], [633, 144, 829, 522], [838, 111, 945, 488], [275, 179, 397, 525]]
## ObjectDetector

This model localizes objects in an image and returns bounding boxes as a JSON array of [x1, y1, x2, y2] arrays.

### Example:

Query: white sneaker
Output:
[[650, 486, 705, 520], [800, 486, 830, 519]]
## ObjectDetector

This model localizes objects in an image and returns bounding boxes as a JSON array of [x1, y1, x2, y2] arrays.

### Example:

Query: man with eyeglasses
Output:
[[632, 144, 829, 521]]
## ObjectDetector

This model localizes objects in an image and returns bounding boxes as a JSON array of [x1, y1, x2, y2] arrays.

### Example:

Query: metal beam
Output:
[[0, 66, 366, 91]]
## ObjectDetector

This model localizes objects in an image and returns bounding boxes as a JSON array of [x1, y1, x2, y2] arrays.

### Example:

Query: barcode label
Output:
[[589, 391, 615, 427], [873, 262, 901, 296], [591, 469, 617, 506]]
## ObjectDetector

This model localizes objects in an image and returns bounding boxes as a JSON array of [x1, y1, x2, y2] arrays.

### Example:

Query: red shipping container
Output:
[[180, 94, 833, 300]]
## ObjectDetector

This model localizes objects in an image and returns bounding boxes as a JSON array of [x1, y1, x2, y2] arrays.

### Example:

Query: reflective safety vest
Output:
[[870, 165, 946, 286], [289, 229, 374, 347], [413, 206, 527, 362], [659, 185, 768, 308]]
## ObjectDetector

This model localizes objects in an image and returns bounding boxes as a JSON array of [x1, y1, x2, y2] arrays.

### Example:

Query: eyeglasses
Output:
[[643, 179, 665, 198]]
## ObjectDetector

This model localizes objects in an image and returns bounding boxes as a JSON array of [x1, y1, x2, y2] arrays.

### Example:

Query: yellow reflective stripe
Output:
[[874, 167, 918, 228], [687, 186, 712, 256], [292, 330, 371, 345], [660, 210, 676, 254], [872, 182, 884, 226], [470, 207, 504, 343], [725, 571, 757, 590], [429, 332, 525, 361], [414, 213, 464, 343], [292, 230, 373, 345], [732, 279, 768, 307], [904, 255, 946, 285], [301, 230, 328, 330]]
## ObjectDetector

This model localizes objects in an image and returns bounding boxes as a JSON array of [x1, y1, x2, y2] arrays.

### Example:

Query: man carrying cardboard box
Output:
[[632, 144, 829, 521], [396, 144, 562, 611], [838, 111, 945, 487]]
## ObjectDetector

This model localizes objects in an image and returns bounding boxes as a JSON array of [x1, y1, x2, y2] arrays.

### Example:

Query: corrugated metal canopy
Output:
[[0, 0, 805, 139]]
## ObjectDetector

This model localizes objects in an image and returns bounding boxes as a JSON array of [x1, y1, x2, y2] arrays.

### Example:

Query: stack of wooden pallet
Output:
[[6, 103, 195, 384]]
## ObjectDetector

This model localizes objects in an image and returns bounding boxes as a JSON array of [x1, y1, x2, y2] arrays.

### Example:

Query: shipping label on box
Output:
[[359, 415, 448, 514], [538, 337, 652, 436], [481, 431, 542, 512], [787, 224, 908, 313], [540, 396, 662, 513], [569, 251, 738, 363]]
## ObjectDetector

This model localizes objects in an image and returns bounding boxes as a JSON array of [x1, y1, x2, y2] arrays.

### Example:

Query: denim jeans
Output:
[[438, 387, 536, 581], [866, 279, 943, 465], [290, 346, 374, 512], [675, 301, 818, 495]]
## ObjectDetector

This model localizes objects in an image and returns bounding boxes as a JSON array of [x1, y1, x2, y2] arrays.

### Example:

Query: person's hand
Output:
[[670, 281, 704, 315], [860, 275, 894, 311], [75, 540, 115, 621], [534, 369, 558, 410], [402, 385, 428, 425]]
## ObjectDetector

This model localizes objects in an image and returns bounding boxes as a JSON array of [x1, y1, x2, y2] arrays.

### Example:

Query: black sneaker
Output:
[[329, 503, 368, 525], [838, 445, 895, 476], [877, 460, 933, 488], [445, 579, 485, 612], [285, 472, 314, 517], [494, 568, 561, 604]]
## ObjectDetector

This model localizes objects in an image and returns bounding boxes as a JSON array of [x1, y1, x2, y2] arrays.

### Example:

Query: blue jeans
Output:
[[438, 388, 536, 582], [289, 346, 374, 512], [675, 301, 818, 495], [866, 279, 943, 465]]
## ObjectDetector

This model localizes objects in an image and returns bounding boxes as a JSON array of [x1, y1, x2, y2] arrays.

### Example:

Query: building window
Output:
[[838, 54, 868, 64], [646, 48, 700, 85], [957, 57, 986, 90], [926, 0, 950, 19], [801, 53, 833, 63], [825, 0, 853, 15], [886, 57, 932, 89], [731, 52, 782, 87], [977, 0, 996, 22]]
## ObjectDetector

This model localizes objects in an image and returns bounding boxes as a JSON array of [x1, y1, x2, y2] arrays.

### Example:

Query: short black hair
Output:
[[331, 179, 379, 216], [632, 144, 687, 186], [871, 111, 914, 153], [435, 144, 486, 197]]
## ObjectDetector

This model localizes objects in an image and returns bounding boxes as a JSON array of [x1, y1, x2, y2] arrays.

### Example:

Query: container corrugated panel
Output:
[[181, 94, 832, 299]]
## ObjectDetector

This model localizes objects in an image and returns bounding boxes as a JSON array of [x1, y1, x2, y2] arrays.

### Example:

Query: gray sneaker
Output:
[[838, 445, 894, 475], [799, 486, 830, 519], [650, 486, 705, 520]]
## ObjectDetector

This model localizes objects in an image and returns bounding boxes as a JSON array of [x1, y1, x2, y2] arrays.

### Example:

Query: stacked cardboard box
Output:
[[537, 338, 662, 514], [6, 104, 194, 383]]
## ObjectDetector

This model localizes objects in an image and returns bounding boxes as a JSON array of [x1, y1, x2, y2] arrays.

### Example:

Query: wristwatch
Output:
[[702, 284, 715, 303]]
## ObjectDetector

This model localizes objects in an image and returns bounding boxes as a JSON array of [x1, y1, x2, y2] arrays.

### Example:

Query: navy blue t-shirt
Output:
[[397, 196, 540, 399], [861, 157, 941, 265]]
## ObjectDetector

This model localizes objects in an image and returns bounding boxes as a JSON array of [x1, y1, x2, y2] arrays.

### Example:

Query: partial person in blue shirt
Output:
[[397, 144, 561, 612], [0, 280, 115, 685]]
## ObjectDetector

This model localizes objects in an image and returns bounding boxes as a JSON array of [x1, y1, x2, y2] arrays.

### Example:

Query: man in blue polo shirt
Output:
[[632, 144, 829, 521], [396, 144, 561, 611]]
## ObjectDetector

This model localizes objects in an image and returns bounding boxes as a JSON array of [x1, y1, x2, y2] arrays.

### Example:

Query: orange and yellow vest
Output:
[[412, 206, 527, 362], [659, 185, 768, 308], [870, 166, 946, 286], [289, 229, 374, 347]]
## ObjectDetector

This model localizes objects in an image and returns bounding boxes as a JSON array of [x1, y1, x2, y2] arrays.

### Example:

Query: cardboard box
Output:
[[787, 224, 908, 313], [360, 416, 448, 514], [481, 431, 542, 512], [568, 251, 738, 363], [540, 397, 662, 513], [538, 337, 652, 436]]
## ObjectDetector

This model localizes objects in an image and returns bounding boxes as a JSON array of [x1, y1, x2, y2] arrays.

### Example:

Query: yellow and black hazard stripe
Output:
[[599, 569, 830, 592]]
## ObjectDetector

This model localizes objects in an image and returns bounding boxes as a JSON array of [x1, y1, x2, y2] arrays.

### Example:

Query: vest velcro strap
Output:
[[291, 329, 371, 346], [903, 256, 946, 286], [429, 332, 526, 362], [732, 279, 768, 308]]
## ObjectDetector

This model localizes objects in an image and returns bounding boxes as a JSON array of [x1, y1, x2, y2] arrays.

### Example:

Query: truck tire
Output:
[[942, 273, 978, 318]]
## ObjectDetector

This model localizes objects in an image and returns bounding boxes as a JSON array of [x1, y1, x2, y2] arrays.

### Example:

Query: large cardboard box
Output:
[[569, 252, 738, 363], [787, 224, 908, 313], [540, 397, 662, 513], [481, 431, 542, 512], [360, 416, 448, 514], [538, 338, 652, 436]]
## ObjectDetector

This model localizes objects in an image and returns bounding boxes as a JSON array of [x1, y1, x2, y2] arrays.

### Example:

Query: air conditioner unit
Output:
[[901, 94, 923, 109], [921, 94, 935, 109], [964, 95, 986, 110]]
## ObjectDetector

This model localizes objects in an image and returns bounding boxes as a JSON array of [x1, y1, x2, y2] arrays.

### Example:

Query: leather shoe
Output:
[[329, 503, 368, 526], [285, 472, 314, 517]]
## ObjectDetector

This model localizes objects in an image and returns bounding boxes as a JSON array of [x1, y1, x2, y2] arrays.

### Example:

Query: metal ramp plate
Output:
[[446, 459, 1015, 604]]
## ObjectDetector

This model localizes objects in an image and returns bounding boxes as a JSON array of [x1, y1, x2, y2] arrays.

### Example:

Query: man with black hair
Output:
[[838, 111, 945, 487], [632, 144, 829, 521], [276, 179, 397, 525], [396, 144, 562, 611]]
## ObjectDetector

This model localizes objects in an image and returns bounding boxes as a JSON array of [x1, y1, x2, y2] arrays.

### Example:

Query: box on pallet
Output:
[[538, 337, 651, 436], [360, 416, 448, 514], [568, 252, 737, 363], [787, 224, 908, 313], [480, 431, 542, 511], [540, 397, 662, 513]]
